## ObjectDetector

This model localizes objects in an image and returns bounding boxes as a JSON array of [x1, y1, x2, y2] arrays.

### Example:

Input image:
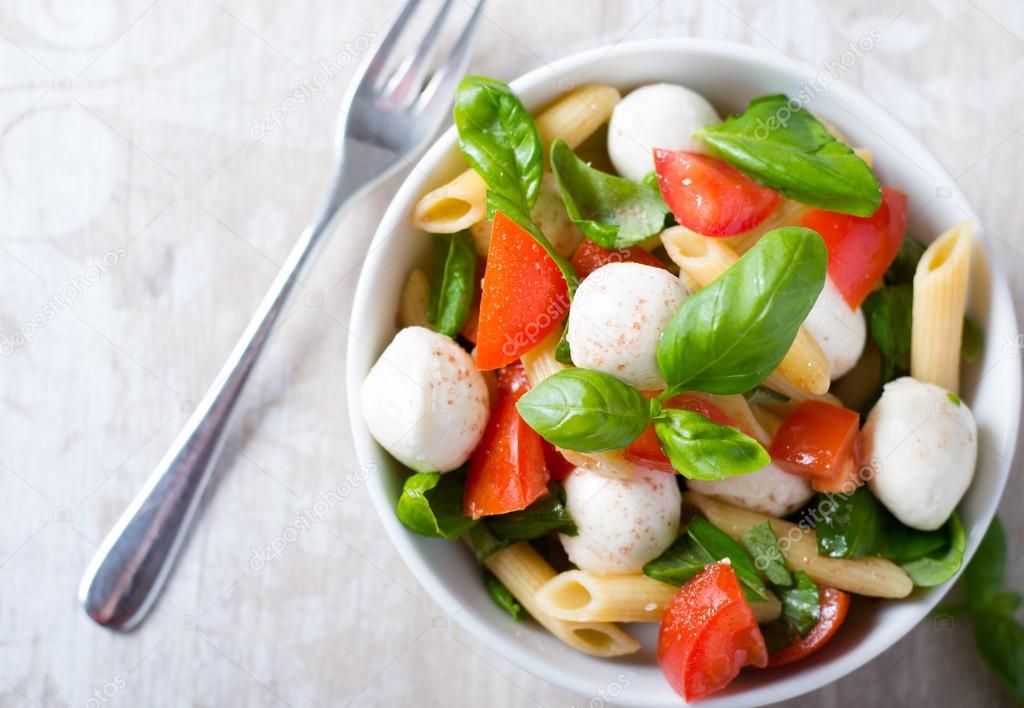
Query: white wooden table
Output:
[[1, 1, 1022, 705]]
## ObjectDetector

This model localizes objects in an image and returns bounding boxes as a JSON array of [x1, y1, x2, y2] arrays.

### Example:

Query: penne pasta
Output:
[[660, 226, 831, 395], [535, 570, 782, 623], [399, 269, 431, 329], [483, 542, 640, 657], [412, 85, 621, 234], [685, 492, 913, 598], [748, 403, 785, 440], [911, 221, 973, 393], [760, 371, 842, 411], [690, 392, 772, 446]]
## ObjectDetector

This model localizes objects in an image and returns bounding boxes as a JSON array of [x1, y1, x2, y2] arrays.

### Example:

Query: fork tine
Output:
[[383, 0, 454, 103], [358, 0, 423, 91], [415, 0, 486, 111]]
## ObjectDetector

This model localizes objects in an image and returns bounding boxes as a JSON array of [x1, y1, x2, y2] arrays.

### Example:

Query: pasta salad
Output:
[[359, 76, 980, 701]]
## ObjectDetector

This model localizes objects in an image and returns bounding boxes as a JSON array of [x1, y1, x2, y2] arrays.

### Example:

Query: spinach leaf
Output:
[[486, 486, 577, 541], [695, 94, 881, 216], [516, 368, 650, 452], [465, 523, 509, 562], [654, 408, 769, 480], [964, 516, 1008, 609], [427, 231, 477, 337], [550, 138, 669, 248], [962, 315, 983, 363], [779, 571, 820, 636], [743, 386, 791, 406], [900, 514, 965, 587], [454, 76, 543, 212], [741, 521, 793, 587], [643, 516, 767, 602], [657, 227, 827, 394], [972, 609, 1024, 702], [395, 470, 476, 540], [484, 570, 530, 622], [862, 285, 913, 383], [885, 235, 926, 286]]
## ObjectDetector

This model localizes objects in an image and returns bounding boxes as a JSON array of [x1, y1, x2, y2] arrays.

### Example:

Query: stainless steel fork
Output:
[[79, 0, 485, 631]]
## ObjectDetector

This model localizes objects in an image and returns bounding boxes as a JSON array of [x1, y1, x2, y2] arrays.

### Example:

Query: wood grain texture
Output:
[[0, 1, 1022, 706]]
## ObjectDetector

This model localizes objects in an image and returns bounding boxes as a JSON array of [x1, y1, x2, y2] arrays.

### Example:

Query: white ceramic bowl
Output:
[[346, 39, 1020, 706]]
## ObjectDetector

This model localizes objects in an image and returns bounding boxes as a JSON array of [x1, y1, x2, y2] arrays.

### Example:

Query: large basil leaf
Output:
[[484, 570, 530, 622], [695, 94, 881, 216], [516, 368, 650, 452], [741, 521, 793, 587], [550, 138, 669, 248], [779, 571, 820, 636], [427, 231, 477, 337], [454, 76, 543, 212], [862, 285, 913, 383], [654, 408, 769, 480], [901, 514, 965, 587], [964, 517, 1008, 609], [485, 486, 577, 541], [657, 227, 827, 394], [395, 470, 476, 540], [643, 516, 767, 602]]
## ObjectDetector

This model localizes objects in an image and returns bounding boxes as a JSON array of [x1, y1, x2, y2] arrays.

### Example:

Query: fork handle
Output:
[[79, 189, 347, 630]]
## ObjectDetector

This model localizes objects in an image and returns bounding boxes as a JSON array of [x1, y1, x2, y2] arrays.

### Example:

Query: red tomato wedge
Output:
[[475, 212, 570, 370], [658, 561, 768, 701], [463, 383, 549, 519], [570, 238, 669, 279], [799, 187, 907, 308], [496, 361, 530, 395], [770, 401, 860, 483], [811, 434, 864, 494], [654, 149, 780, 237], [625, 394, 742, 473], [768, 586, 850, 667]]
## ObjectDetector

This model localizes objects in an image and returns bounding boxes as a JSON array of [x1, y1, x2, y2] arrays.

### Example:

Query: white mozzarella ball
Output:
[[688, 463, 815, 517], [360, 326, 489, 473], [802, 276, 866, 379], [567, 262, 687, 390], [560, 466, 681, 573], [864, 377, 977, 530], [607, 83, 720, 182]]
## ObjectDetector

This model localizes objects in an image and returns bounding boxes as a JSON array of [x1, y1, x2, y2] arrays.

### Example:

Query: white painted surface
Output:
[[1, 1, 1023, 706]]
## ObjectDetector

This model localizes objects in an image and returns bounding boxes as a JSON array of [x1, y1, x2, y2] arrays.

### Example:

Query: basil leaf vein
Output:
[[653, 408, 769, 480]]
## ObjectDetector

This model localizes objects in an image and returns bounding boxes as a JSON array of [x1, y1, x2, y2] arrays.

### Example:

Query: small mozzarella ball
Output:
[[607, 83, 720, 182], [803, 276, 866, 379], [688, 463, 814, 517], [567, 262, 687, 389], [560, 466, 681, 573], [864, 377, 977, 530], [361, 326, 489, 473]]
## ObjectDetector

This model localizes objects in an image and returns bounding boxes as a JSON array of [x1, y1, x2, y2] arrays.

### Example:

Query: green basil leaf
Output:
[[516, 368, 650, 452], [743, 386, 790, 405], [427, 231, 477, 337], [761, 620, 800, 654], [454, 76, 543, 212], [862, 285, 913, 384], [465, 523, 509, 562], [741, 521, 793, 587], [962, 315, 983, 364], [554, 325, 574, 365], [550, 138, 669, 248], [654, 409, 769, 480], [686, 516, 767, 602], [900, 514, 965, 587], [484, 570, 530, 622], [395, 470, 476, 540], [884, 235, 925, 286], [816, 486, 887, 559], [486, 486, 577, 541], [964, 516, 1008, 609], [695, 94, 881, 216], [642, 533, 714, 587], [971, 609, 1024, 702], [779, 571, 820, 636], [987, 591, 1024, 616], [879, 518, 948, 562], [657, 227, 827, 394]]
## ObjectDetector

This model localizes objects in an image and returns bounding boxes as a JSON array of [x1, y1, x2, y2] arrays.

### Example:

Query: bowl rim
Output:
[[345, 37, 1021, 706]]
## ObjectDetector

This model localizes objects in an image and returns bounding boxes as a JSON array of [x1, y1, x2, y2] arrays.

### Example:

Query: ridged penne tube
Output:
[[535, 570, 782, 623], [483, 542, 640, 657], [399, 269, 431, 329], [660, 227, 831, 395], [411, 85, 622, 233], [760, 371, 842, 411], [522, 328, 636, 479], [684, 492, 913, 598], [911, 221, 973, 393]]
